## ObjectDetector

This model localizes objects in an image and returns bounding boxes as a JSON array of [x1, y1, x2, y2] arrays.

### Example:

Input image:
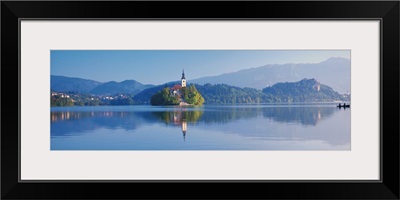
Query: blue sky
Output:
[[51, 50, 350, 85]]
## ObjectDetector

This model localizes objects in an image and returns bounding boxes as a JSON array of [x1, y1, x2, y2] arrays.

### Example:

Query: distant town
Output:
[[51, 91, 135, 106]]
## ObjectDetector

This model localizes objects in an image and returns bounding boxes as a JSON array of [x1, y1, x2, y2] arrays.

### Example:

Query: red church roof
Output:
[[171, 84, 182, 91]]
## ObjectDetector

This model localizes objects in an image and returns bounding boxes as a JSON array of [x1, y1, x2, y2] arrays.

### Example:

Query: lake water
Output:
[[51, 104, 350, 150]]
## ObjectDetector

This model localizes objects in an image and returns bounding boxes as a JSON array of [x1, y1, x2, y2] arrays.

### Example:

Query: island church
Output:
[[170, 70, 186, 95]]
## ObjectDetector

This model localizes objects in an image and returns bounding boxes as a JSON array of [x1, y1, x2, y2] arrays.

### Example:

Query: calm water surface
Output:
[[51, 104, 350, 150]]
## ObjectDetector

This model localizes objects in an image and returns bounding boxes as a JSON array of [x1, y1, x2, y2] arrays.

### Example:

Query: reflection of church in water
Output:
[[171, 110, 188, 141]]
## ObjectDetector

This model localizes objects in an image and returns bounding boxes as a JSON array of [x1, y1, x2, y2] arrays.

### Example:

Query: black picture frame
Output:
[[2, 1, 399, 199]]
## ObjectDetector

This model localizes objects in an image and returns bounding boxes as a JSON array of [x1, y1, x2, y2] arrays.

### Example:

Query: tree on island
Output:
[[181, 85, 204, 105], [150, 85, 204, 106], [150, 87, 180, 105]]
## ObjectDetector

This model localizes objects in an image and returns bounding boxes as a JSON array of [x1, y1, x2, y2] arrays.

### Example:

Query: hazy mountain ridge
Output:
[[90, 80, 154, 95], [51, 75, 102, 93], [51, 75, 154, 95], [190, 57, 350, 94]]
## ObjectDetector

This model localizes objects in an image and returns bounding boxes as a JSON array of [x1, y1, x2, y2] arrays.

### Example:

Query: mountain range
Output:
[[190, 57, 350, 94], [51, 75, 154, 95], [51, 75, 102, 93], [51, 57, 350, 95]]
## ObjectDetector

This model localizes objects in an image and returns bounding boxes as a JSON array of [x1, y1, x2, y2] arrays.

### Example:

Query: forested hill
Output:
[[133, 79, 349, 104], [194, 84, 263, 104], [261, 78, 345, 103]]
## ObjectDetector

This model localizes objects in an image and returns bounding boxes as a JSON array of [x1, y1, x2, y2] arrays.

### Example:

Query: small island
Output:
[[150, 70, 205, 106]]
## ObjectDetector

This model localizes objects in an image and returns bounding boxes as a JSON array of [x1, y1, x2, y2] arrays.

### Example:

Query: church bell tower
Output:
[[181, 70, 186, 88]]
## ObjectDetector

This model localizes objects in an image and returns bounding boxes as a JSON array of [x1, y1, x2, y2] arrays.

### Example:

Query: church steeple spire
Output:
[[181, 69, 186, 87]]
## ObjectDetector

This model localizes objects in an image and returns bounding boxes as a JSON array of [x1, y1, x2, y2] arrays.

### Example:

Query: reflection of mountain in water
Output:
[[201, 106, 260, 124], [199, 106, 348, 146], [51, 106, 345, 146], [262, 106, 335, 126], [51, 111, 154, 136], [51, 106, 334, 136]]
